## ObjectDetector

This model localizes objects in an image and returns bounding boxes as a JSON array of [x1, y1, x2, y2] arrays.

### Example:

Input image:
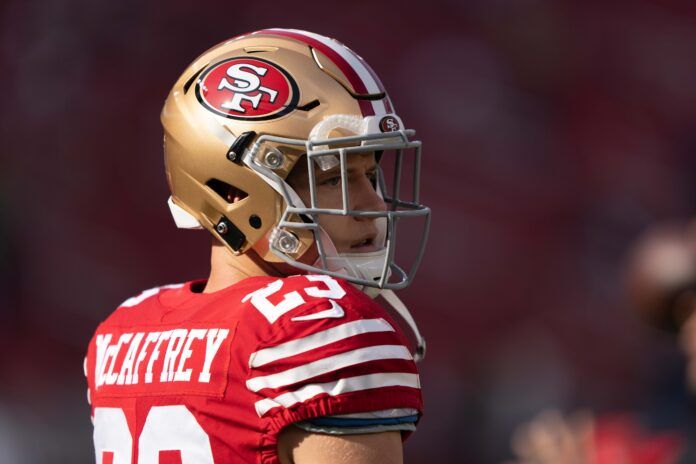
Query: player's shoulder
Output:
[[94, 274, 397, 338], [239, 274, 391, 325], [98, 281, 188, 328], [119, 282, 187, 308], [244, 274, 420, 420], [239, 274, 409, 351]]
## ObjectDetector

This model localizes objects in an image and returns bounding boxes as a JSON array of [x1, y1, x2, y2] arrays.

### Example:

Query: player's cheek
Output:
[[318, 215, 350, 246], [315, 184, 344, 209]]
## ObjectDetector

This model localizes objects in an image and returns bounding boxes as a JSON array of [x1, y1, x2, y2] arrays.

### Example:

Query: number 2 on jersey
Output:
[[241, 275, 346, 323]]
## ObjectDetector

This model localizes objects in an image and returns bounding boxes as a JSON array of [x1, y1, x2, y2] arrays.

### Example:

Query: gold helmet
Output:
[[161, 28, 430, 291]]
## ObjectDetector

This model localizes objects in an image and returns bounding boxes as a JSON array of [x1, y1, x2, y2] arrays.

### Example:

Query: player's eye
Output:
[[320, 175, 341, 187]]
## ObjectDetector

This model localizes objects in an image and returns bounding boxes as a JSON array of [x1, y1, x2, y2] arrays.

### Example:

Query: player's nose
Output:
[[353, 175, 387, 218]]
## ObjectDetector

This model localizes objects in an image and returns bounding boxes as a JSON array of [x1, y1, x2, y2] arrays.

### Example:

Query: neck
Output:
[[203, 242, 282, 293]]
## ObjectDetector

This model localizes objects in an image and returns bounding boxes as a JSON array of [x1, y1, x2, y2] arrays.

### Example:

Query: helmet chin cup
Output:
[[315, 248, 390, 299]]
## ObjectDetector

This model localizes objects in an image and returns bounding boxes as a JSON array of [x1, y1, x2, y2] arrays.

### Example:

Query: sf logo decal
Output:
[[379, 115, 401, 133], [196, 57, 299, 120], [217, 63, 278, 112]]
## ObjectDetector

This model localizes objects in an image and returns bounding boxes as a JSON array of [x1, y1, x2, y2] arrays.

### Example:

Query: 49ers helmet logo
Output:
[[195, 57, 299, 120]]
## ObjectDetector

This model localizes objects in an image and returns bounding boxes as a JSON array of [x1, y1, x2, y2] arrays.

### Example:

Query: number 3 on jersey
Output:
[[94, 405, 213, 463], [242, 275, 346, 323]]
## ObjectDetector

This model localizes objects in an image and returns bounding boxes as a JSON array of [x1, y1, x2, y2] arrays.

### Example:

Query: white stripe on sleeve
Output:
[[249, 318, 395, 368], [246, 345, 412, 393], [254, 372, 420, 417]]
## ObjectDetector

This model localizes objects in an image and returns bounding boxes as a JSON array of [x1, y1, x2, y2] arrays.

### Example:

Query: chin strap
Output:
[[380, 289, 426, 363]]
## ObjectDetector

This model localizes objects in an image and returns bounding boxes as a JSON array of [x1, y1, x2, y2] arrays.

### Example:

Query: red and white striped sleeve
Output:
[[245, 277, 422, 448]]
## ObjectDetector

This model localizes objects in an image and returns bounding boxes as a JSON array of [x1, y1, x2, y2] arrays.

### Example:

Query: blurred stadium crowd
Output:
[[1, 0, 696, 462]]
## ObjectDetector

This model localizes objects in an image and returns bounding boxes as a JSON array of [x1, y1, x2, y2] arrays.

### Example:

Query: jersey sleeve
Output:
[[245, 276, 423, 463], [293, 407, 419, 435]]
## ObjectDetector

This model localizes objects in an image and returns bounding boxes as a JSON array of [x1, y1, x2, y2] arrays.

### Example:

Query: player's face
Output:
[[287, 153, 387, 254]]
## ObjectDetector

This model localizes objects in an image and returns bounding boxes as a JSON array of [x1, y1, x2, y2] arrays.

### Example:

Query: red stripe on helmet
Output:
[[254, 29, 384, 117], [357, 56, 393, 113]]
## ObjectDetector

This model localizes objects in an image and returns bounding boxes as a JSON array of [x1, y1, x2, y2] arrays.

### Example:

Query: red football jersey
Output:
[[85, 274, 423, 464]]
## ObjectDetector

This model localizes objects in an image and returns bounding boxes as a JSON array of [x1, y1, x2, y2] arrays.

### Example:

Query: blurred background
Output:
[[2, 0, 696, 462]]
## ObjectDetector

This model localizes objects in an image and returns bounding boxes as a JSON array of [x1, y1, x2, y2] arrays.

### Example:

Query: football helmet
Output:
[[161, 28, 431, 293]]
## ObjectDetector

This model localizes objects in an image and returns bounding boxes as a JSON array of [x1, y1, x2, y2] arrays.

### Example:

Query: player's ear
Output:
[[227, 187, 247, 204]]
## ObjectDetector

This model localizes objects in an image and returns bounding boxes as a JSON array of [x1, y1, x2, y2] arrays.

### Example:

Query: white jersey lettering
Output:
[[93, 328, 231, 389], [160, 329, 188, 383], [199, 329, 230, 383], [175, 329, 207, 382], [117, 332, 144, 385]]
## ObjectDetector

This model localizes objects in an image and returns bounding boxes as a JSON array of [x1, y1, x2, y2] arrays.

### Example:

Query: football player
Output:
[[84, 29, 430, 464]]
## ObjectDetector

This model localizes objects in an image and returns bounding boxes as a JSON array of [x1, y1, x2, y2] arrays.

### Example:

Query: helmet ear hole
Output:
[[206, 179, 248, 204]]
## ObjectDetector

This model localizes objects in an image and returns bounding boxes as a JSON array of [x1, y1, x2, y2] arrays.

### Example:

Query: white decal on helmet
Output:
[[218, 64, 278, 112]]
